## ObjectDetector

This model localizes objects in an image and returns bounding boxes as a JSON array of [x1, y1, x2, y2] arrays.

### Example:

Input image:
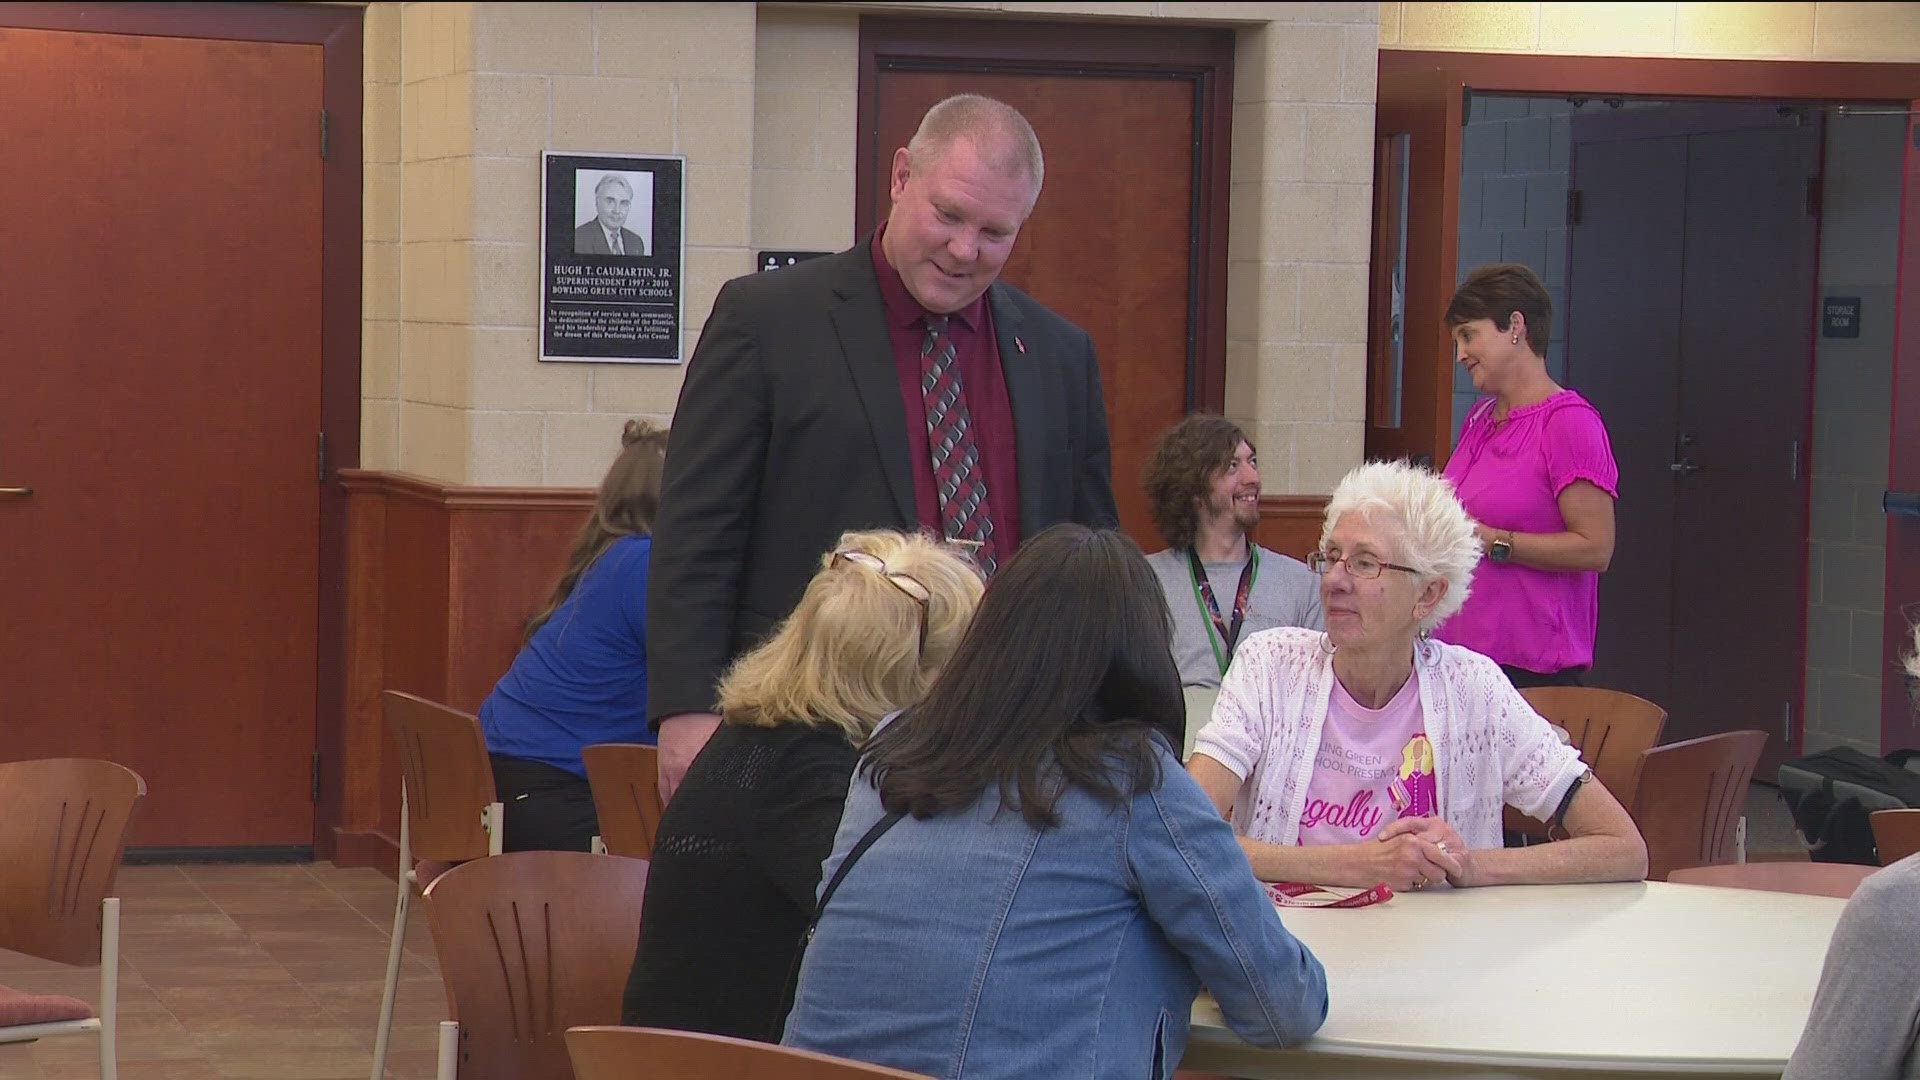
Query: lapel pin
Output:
[[1015, 336, 1026, 354]]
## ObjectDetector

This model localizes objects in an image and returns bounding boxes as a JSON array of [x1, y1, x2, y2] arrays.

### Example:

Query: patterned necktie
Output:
[[921, 316, 998, 575]]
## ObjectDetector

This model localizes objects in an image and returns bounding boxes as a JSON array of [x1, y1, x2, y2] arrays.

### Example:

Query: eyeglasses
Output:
[[832, 550, 932, 657], [1305, 550, 1419, 580]]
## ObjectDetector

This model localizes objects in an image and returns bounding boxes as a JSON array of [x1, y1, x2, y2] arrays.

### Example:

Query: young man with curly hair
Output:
[[1143, 415, 1322, 689]]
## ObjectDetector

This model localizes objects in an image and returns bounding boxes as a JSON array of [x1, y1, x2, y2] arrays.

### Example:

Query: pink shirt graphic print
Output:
[[1298, 670, 1436, 845]]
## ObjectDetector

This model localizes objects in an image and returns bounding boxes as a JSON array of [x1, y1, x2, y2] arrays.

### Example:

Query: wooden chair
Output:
[[372, 690, 505, 1080], [1629, 730, 1768, 881], [581, 743, 665, 859], [566, 1026, 934, 1080], [0, 758, 145, 1080], [422, 852, 650, 1080], [1504, 686, 1668, 840], [1669, 861, 1878, 899], [1870, 808, 1920, 865]]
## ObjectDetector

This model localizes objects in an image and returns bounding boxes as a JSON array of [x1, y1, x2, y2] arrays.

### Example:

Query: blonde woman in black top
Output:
[[621, 529, 983, 1043]]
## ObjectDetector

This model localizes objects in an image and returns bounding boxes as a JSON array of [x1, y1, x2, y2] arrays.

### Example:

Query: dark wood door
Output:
[[0, 27, 324, 847], [1367, 71, 1463, 470], [1567, 105, 1819, 769], [864, 64, 1215, 546]]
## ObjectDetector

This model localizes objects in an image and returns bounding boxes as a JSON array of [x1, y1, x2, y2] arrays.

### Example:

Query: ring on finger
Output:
[[1436, 841, 1450, 853]]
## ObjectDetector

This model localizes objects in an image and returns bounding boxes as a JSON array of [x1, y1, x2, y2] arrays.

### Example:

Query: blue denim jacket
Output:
[[782, 739, 1328, 1080]]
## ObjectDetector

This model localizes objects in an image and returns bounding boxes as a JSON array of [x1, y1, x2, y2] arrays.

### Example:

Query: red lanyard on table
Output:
[[1267, 881, 1394, 908]]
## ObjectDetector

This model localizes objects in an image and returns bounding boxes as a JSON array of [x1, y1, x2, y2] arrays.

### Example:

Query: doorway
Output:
[[1372, 52, 1920, 767], [857, 18, 1233, 546], [0, 5, 361, 853]]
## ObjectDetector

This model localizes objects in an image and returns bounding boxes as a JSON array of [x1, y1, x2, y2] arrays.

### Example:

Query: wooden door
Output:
[[0, 27, 324, 847], [1367, 71, 1463, 469], [857, 19, 1232, 549], [1884, 101, 1920, 752], [1566, 105, 1819, 769]]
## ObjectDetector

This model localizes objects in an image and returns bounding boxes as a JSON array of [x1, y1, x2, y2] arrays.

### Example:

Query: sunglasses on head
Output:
[[831, 550, 933, 658]]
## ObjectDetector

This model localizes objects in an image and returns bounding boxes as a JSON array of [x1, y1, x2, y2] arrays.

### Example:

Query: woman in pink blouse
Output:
[[1438, 264, 1619, 688]]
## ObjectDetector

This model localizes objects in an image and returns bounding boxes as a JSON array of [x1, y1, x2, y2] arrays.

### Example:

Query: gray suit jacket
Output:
[[575, 220, 646, 256], [646, 240, 1119, 721]]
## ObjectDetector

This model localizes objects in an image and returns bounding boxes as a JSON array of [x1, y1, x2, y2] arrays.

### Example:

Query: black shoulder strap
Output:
[[785, 809, 906, 1011], [813, 810, 904, 924]]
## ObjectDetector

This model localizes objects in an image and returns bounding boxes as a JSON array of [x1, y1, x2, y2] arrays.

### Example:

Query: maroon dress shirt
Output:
[[869, 228, 1023, 549]]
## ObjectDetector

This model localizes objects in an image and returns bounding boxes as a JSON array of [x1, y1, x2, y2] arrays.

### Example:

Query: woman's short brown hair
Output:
[[1143, 414, 1251, 551], [1446, 263, 1552, 357]]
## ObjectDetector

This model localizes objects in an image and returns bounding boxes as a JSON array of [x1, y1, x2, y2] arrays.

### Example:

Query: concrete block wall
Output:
[[359, 1, 1386, 494], [1451, 93, 1575, 443], [1804, 113, 1904, 755]]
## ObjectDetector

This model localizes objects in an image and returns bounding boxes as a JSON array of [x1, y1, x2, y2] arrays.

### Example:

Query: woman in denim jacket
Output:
[[782, 525, 1328, 1080]]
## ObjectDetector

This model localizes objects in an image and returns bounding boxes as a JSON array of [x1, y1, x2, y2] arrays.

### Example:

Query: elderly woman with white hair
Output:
[[1188, 460, 1647, 892]]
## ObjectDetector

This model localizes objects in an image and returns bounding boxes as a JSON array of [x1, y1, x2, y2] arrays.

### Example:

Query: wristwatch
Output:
[[1488, 530, 1515, 563]]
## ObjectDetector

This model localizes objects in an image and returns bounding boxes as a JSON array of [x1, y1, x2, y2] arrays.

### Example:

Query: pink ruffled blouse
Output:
[[1437, 391, 1619, 673]]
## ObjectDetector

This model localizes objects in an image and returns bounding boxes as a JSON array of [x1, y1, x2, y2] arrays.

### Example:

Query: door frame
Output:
[[855, 16, 1234, 414], [1378, 49, 1920, 754], [0, 2, 362, 857]]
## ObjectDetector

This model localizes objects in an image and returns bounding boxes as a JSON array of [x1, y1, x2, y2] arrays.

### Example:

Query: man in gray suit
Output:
[[575, 173, 646, 257]]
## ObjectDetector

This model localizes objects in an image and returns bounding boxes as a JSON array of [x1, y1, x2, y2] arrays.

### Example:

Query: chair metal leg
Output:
[[371, 787, 413, 1080], [436, 1020, 459, 1080], [482, 801, 504, 857], [98, 897, 120, 1080]]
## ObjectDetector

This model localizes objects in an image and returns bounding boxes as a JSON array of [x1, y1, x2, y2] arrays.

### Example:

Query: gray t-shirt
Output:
[[1783, 853, 1920, 1080], [1147, 544, 1323, 690]]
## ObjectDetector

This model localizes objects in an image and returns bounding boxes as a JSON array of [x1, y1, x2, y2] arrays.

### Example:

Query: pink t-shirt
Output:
[[1437, 391, 1619, 673], [1298, 670, 1437, 846]]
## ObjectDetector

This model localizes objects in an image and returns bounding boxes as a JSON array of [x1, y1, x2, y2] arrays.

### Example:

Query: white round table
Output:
[[1184, 880, 1844, 1078]]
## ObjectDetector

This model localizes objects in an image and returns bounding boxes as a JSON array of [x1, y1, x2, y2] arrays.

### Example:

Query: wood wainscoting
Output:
[[1253, 495, 1330, 561], [332, 470, 593, 872], [327, 479, 1327, 870]]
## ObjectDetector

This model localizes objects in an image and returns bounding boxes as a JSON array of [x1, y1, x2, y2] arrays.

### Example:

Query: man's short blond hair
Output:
[[717, 529, 985, 742], [907, 94, 1045, 204]]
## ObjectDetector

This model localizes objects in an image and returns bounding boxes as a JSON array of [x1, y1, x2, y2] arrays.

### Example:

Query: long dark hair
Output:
[[525, 419, 669, 642], [860, 524, 1186, 830]]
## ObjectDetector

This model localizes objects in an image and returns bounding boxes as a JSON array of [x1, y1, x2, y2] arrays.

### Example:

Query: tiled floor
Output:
[[0, 863, 447, 1080], [0, 787, 1808, 1080]]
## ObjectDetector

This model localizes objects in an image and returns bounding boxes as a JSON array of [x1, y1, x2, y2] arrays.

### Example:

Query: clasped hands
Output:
[[1372, 816, 1476, 891]]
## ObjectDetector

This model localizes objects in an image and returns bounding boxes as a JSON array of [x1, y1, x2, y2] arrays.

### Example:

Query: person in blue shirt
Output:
[[480, 419, 667, 852], [783, 524, 1329, 1080]]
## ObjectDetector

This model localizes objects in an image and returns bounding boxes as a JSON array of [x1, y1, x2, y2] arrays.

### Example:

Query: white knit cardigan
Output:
[[1192, 627, 1586, 850]]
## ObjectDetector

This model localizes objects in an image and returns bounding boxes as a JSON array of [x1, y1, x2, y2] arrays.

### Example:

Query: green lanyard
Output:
[[1186, 546, 1260, 676]]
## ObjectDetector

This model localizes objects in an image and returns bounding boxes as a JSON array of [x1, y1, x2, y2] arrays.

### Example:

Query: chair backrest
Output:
[[384, 690, 498, 862], [1870, 808, 1920, 866], [1669, 861, 1878, 899], [1630, 730, 1768, 880], [1520, 686, 1668, 806], [0, 758, 145, 965], [581, 743, 664, 860], [423, 851, 650, 1080], [566, 1026, 935, 1080]]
